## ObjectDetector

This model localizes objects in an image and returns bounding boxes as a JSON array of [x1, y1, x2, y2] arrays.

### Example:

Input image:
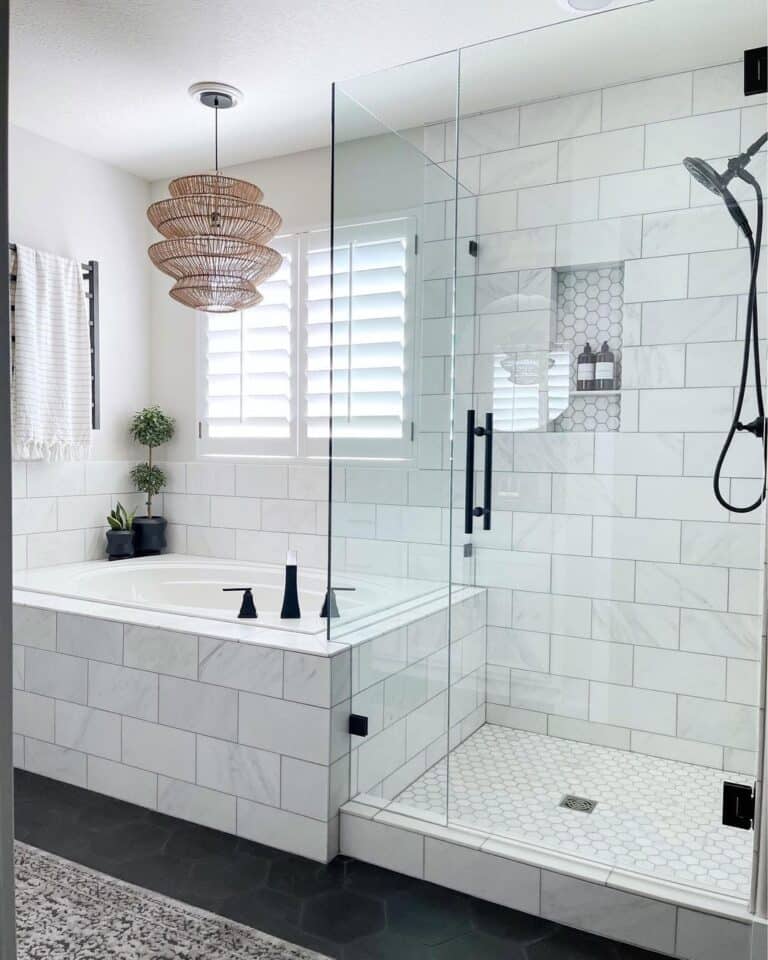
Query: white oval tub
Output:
[[14, 554, 447, 636]]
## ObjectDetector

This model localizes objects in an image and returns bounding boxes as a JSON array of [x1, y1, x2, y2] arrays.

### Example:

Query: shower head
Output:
[[683, 156, 728, 198], [682, 133, 768, 239], [683, 154, 754, 239]]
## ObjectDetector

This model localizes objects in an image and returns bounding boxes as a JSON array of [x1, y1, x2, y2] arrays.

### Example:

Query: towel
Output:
[[12, 244, 92, 461]]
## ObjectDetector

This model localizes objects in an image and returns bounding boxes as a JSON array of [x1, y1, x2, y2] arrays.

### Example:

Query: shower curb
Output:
[[340, 800, 761, 960]]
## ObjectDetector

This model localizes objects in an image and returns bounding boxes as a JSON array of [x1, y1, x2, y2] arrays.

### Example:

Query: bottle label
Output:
[[577, 362, 595, 381], [595, 362, 614, 379]]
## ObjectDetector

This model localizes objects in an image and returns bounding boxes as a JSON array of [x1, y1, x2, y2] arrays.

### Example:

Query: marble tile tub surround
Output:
[[11, 602, 352, 862], [11, 587, 485, 863], [414, 59, 768, 775]]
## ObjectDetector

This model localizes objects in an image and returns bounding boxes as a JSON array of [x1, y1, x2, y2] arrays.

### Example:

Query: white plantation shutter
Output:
[[199, 236, 297, 456], [198, 221, 415, 459], [302, 219, 414, 459]]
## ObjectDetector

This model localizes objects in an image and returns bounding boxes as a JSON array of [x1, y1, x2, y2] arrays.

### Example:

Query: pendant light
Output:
[[147, 83, 283, 313]]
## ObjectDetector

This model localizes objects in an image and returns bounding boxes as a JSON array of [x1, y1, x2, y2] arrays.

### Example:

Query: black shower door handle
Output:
[[464, 409, 493, 534]]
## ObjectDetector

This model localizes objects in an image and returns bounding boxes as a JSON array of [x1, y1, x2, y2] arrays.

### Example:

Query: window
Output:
[[198, 218, 416, 460], [200, 236, 297, 457]]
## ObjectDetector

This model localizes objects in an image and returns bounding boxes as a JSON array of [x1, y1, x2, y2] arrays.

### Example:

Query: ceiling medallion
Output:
[[147, 83, 283, 313]]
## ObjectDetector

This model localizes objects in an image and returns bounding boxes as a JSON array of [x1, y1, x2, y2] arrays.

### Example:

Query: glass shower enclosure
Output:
[[328, 0, 767, 922]]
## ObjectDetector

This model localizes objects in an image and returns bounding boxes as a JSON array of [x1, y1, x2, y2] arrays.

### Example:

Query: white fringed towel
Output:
[[12, 245, 92, 461]]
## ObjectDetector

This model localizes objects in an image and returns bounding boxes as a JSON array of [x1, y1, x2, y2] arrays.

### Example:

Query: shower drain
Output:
[[560, 794, 597, 813]]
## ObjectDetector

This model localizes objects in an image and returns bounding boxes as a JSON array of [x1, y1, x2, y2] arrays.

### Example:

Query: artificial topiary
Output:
[[129, 405, 175, 518]]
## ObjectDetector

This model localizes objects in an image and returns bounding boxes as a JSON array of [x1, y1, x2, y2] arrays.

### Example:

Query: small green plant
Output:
[[129, 405, 175, 518], [107, 502, 136, 532]]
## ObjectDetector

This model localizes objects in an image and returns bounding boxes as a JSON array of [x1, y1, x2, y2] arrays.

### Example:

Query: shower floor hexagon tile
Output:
[[392, 725, 754, 900]]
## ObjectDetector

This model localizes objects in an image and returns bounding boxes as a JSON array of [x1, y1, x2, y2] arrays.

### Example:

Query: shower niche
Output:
[[492, 263, 625, 435], [554, 263, 624, 433]]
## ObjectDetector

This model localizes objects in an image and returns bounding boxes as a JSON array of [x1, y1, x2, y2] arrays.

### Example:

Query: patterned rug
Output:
[[14, 843, 328, 959]]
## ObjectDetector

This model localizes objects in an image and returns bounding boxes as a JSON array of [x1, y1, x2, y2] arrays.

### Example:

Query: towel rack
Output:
[[8, 243, 100, 430]]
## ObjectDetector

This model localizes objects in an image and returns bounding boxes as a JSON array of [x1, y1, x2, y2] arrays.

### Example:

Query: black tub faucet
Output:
[[320, 586, 356, 618], [222, 587, 257, 619], [280, 550, 301, 619]]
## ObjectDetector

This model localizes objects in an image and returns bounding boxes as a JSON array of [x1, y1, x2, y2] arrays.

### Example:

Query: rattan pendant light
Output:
[[147, 83, 283, 313]]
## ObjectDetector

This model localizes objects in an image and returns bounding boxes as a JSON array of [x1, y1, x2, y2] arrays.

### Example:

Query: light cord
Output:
[[214, 96, 219, 173]]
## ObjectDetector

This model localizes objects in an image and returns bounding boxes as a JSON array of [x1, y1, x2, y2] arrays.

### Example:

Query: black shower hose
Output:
[[713, 170, 766, 513]]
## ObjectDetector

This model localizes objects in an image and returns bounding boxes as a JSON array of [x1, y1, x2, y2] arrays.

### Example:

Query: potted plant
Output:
[[105, 502, 136, 560], [129, 405, 175, 556]]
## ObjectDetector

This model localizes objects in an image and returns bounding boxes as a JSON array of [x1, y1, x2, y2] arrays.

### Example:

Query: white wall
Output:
[[10, 125, 153, 569], [9, 124, 152, 460]]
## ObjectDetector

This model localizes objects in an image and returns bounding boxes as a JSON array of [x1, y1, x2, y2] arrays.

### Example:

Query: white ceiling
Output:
[[9, 0, 766, 182]]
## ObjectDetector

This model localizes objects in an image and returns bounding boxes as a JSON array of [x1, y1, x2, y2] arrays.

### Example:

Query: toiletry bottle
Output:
[[280, 550, 301, 619], [595, 341, 615, 391], [577, 343, 595, 392]]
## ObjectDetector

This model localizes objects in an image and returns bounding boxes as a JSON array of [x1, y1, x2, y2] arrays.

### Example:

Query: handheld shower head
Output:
[[682, 156, 727, 198], [683, 134, 768, 239], [682, 155, 753, 238]]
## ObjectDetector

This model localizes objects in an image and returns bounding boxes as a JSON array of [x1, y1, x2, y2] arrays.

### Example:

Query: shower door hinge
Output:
[[468, 239, 478, 258], [722, 781, 755, 830]]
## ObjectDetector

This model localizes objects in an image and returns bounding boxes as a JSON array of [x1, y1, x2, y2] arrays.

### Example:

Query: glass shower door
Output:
[[329, 54, 462, 827], [446, 5, 767, 908]]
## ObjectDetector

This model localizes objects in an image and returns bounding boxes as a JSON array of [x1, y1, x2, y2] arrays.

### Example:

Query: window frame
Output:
[[196, 213, 421, 463]]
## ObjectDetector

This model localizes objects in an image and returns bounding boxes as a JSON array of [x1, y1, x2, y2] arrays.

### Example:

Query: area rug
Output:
[[14, 842, 328, 959]]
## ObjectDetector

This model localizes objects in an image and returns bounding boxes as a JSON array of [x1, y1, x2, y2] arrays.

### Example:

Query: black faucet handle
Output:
[[320, 586, 356, 619], [222, 587, 258, 619]]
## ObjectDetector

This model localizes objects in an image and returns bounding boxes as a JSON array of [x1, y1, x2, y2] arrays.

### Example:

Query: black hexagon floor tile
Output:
[[344, 859, 417, 899], [163, 821, 241, 860], [343, 930, 435, 959], [268, 853, 344, 898], [386, 884, 473, 945], [301, 889, 386, 943], [526, 927, 621, 960], [13, 771, 675, 960], [431, 931, 527, 960], [470, 899, 557, 944], [88, 821, 169, 863]]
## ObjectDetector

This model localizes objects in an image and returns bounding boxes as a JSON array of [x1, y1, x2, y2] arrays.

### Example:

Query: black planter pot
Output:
[[105, 529, 134, 561], [132, 516, 167, 556]]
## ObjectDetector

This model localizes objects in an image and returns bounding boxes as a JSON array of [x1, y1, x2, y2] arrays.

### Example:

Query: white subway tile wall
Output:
[[412, 60, 764, 774], [351, 591, 486, 802], [13, 461, 150, 570]]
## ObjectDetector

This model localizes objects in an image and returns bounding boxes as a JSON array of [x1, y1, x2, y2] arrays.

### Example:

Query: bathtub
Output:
[[13, 554, 448, 637]]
